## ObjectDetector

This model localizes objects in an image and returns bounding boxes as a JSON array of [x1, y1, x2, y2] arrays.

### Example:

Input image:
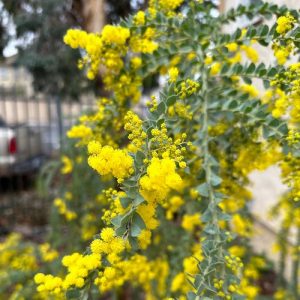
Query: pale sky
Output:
[[0, 1, 18, 57]]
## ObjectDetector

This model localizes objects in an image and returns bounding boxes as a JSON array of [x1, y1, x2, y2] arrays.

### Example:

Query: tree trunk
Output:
[[72, 0, 105, 33], [81, 0, 105, 33]]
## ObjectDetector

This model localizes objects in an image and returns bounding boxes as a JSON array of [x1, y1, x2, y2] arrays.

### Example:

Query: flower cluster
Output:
[[240, 83, 259, 97], [276, 13, 295, 35], [181, 213, 202, 232], [225, 254, 244, 273], [101, 25, 130, 45], [149, 122, 189, 167], [162, 195, 184, 220], [39, 243, 59, 262], [168, 67, 179, 82], [137, 203, 159, 248], [67, 124, 92, 140], [54, 197, 77, 221], [124, 111, 147, 152], [64, 22, 158, 103], [157, 0, 184, 12], [34, 273, 63, 295], [226, 42, 259, 64], [139, 157, 182, 204], [61, 155, 73, 174], [174, 78, 200, 99], [130, 28, 158, 54], [90, 227, 125, 263], [88, 142, 134, 182], [35, 252, 101, 294], [146, 95, 158, 112], [95, 254, 169, 297], [100, 189, 127, 224]]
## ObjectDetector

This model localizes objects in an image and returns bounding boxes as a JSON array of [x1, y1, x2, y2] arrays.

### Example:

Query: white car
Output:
[[0, 117, 44, 176]]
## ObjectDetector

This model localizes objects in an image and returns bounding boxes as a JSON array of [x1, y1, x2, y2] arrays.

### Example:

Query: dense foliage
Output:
[[1, 0, 300, 299]]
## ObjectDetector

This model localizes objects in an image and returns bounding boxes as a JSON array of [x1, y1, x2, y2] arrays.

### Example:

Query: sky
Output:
[[0, 1, 18, 57], [4, 40, 18, 58]]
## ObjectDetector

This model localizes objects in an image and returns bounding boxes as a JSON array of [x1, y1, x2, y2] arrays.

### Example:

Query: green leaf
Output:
[[247, 26, 257, 38], [204, 223, 218, 235], [131, 212, 146, 237], [233, 28, 242, 40], [156, 12, 166, 24], [133, 194, 145, 206], [126, 188, 138, 199], [258, 68, 267, 77], [208, 155, 219, 166], [246, 63, 255, 74], [120, 197, 132, 209], [196, 183, 209, 197], [128, 235, 139, 250], [268, 118, 280, 127], [232, 63, 243, 74], [259, 24, 269, 36], [243, 76, 252, 84], [256, 62, 266, 73], [180, 45, 194, 53], [210, 173, 222, 186], [169, 43, 179, 54], [166, 94, 177, 106], [262, 125, 272, 139], [194, 274, 203, 291], [187, 292, 199, 300], [135, 151, 145, 165], [263, 79, 270, 89], [278, 123, 288, 136], [221, 63, 230, 74], [115, 225, 127, 236], [267, 67, 277, 77], [111, 215, 123, 227], [217, 212, 231, 221], [66, 289, 80, 299], [227, 99, 238, 110], [257, 38, 269, 47], [155, 101, 166, 116], [201, 209, 212, 223]]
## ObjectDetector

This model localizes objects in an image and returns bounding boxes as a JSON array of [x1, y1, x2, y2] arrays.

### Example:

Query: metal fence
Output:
[[0, 64, 96, 234]]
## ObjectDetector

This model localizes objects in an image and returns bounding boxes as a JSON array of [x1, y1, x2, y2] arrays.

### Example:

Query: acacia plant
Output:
[[5, 0, 300, 299]]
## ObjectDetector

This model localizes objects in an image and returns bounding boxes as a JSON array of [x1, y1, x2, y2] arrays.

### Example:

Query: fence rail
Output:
[[0, 95, 96, 154], [0, 66, 96, 233]]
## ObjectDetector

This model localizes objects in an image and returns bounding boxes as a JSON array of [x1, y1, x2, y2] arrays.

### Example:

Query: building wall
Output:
[[0, 58, 96, 126], [221, 0, 299, 277], [0, 64, 33, 97]]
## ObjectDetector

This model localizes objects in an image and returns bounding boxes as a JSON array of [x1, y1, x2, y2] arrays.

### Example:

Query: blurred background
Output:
[[0, 0, 148, 236], [0, 0, 299, 276]]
